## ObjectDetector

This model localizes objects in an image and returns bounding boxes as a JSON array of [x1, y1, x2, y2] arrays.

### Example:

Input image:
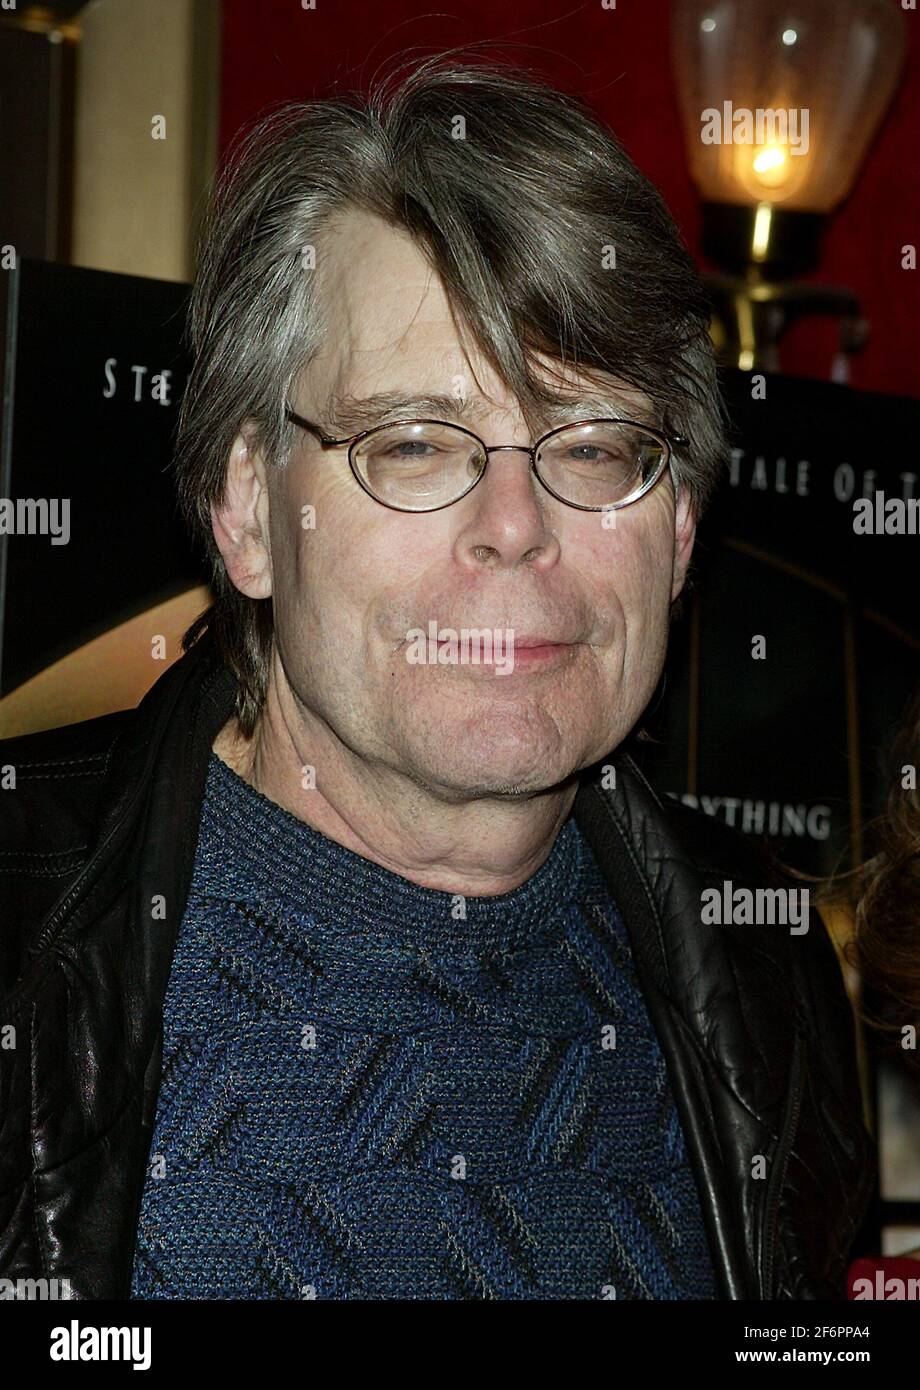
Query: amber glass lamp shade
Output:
[[671, 0, 906, 215]]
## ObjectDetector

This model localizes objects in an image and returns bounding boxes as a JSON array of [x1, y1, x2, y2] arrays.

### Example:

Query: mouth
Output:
[[512, 636, 574, 650], [431, 634, 574, 647], [498, 642, 576, 671], [433, 634, 579, 673]]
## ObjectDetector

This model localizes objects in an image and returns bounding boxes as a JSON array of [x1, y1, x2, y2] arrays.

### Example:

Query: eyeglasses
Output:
[[285, 406, 688, 514]]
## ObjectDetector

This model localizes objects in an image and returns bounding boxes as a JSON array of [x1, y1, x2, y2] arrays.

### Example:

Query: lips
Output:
[[509, 637, 572, 648], [433, 635, 573, 647]]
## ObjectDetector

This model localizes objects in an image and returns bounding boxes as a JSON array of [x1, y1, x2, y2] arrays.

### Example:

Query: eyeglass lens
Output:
[[351, 420, 665, 511]]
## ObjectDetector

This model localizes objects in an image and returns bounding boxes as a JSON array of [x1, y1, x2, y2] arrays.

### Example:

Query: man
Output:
[[0, 57, 873, 1300]]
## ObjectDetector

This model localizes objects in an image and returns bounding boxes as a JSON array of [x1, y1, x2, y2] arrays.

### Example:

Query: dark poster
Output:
[[633, 368, 920, 881], [0, 257, 203, 698]]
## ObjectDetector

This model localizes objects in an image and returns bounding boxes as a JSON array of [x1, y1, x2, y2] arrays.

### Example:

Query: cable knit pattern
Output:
[[130, 752, 717, 1300]]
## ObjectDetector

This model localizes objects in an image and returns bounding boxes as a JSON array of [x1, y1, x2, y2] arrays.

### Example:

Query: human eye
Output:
[[379, 437, 442, 460], [565, 441, 626, 464], [363, 423, 467, 470]]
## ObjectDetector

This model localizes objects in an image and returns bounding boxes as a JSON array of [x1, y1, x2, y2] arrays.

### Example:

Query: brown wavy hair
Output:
[[792, 683, 920, 1067]]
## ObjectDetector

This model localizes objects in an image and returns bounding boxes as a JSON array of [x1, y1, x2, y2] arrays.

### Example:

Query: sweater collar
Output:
[[197, 748, 587, 958]]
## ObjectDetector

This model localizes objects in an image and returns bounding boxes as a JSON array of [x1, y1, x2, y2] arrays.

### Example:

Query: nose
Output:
[[452, 442, 561, 572]]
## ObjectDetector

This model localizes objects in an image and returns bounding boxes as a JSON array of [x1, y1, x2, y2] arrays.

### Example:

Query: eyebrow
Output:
[[325, 392, 469, 434], [323, 389, 659, 436]]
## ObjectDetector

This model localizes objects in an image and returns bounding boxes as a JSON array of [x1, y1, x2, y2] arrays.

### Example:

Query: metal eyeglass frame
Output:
[[284, 405, 689, 514]]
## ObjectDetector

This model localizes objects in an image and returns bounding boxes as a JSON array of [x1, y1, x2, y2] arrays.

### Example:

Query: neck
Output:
[[211, 673, 579, 899]]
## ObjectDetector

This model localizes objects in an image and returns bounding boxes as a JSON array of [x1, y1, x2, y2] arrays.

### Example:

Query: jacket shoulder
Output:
[[0, 708, 135, 858], [0, 709, 135, 991], [589, 756, 863, 1100], [653, 788, 852, 1025]]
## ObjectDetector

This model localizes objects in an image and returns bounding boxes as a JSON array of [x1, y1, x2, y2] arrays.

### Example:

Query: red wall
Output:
[[219, 0, 920, 399]]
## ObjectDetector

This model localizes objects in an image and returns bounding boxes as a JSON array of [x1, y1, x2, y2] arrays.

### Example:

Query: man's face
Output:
[[253, 208, 695, 800]]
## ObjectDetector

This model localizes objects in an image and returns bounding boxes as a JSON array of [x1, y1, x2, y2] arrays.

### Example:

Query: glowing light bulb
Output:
[[750, 145, 792, 190], [753, 147, 786, 175]]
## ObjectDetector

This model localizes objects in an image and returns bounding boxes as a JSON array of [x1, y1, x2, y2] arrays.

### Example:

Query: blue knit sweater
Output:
[[130, 752, 717, 1300]]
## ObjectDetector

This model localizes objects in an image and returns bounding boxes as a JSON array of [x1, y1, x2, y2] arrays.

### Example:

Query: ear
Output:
[[670, 484, 697, 603], [210, 425, 273, 599]]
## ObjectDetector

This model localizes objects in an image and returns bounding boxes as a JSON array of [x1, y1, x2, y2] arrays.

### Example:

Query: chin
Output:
[[388, 679, 607, 790], [404, 731, 582, 800]]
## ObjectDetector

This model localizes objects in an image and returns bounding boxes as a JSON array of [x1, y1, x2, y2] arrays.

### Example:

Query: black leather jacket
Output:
[[0, 627, 876, 1299]]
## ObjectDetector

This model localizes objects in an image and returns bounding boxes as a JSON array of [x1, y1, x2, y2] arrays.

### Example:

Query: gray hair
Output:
[[175, 52, 729, 737]]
